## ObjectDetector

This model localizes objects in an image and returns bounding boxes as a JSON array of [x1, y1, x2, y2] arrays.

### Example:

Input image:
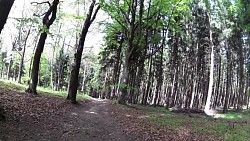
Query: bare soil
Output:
[[0, 90, 137, 141]]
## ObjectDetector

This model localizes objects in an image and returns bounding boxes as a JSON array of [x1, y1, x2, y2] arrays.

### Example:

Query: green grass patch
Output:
[[0, 79, 91, 101], [149, 110, 250, 140], [150, 114, 185, 130], [111, 100, 118, 105], [127, 104, 171, 114], [194, 121, 250, 141], [0, 79, 26, 90], [214, 110, 250, 120]]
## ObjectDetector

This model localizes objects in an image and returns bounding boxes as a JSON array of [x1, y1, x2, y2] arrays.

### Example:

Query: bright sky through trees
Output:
[[1, 0, 105, 55]]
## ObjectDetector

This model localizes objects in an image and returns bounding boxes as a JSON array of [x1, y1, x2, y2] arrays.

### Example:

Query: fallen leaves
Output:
[[0, 91, 71, 122]]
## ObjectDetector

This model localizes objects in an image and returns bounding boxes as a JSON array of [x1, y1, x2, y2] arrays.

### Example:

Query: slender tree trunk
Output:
[[142, 55, 153, 105], [223, 40, 231, 113], [27, 33, 47, 93], [7, 59, 12, 80], [18, 28, 31, 83], [204, 16, 214, 113], [237, 37, 244, 111], [0, 0, 15, 34], [67, 1, 100, 103], [81, 65, 86, 92], [117, 58, 129, 104], [26, 0, 59, 94]]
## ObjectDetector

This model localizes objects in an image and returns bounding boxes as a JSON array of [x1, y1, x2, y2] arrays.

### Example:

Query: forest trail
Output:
[[0, 89, 137, 141], [62, 98, 137, 141]]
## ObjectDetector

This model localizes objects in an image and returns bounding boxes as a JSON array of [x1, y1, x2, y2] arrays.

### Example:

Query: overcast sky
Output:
[[1, 0, 106, 56]]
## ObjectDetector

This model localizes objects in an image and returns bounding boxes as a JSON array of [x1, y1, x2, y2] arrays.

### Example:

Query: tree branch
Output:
[[31, 1, 51, 7], [90, 5, 100, 24]]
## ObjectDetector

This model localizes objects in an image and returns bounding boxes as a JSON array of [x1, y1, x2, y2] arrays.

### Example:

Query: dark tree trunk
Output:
[[26, 0, 59, 94], [67, 0, 100, 104], [223, 41, 232, 113], [7, 59, 12, 80], [0, 0, 15, 34], [18, 28, 31, 83], [237, 35, 244, 111], [142, 55, 153, 105], [117, 0, 144, 105]]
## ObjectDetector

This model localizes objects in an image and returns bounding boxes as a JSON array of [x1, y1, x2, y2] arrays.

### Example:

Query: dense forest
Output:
[[0, 0, 250, 114]]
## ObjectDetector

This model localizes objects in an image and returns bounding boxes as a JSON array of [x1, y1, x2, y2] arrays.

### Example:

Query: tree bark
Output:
[[0, 0, 15, 34], [204, 15, 214, 113], [237, 36, 244, 111], [223, 40, 232, 113], [67, 0, 100, 104], [18, 28, 31, 83], [26, 0, 59, 94]]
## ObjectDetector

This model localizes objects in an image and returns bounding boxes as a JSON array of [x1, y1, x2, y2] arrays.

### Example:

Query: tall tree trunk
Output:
[[7, 59, 12, 80], [117, 58, 129, 104], [18, 28, 31, 83], [67, 0, 100, 103], [237, 37, 244, 111], [142, 55, 153, 105], [204, 15, 214, 113], [223, 40, 231, 113], [26, 0, 59, 94], [0, 0, 15, 34]]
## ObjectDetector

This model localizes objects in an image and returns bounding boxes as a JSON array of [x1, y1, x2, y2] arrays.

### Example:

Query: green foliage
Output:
[[22, 76, 29, 84], [111, 100, 118, 105], [39, 55, 50, 87], [15, 17, 40, 25], [65, 14, 85, 20], [41, 25, 49, 33]]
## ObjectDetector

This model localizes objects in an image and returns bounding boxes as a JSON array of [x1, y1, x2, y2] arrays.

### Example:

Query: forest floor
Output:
[[0, 81, 250, 141]]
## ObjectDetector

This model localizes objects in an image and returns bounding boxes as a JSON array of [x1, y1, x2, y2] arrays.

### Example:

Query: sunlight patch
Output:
[[138, 115, 149, 119], [71, 112, 78, 116], [85, 111, 98, 115]]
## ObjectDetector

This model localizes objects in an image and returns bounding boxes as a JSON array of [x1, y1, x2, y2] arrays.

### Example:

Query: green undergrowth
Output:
[[213, 110, 250, 120], [126, 104, 171, 114], [0, 79, 91, 101], [149, 108, 250, 141]]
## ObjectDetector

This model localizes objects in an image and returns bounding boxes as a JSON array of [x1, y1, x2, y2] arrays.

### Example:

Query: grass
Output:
[[111, 100, 118, 105], [0, 79, 91, 101], [150, 114, 185, 130], [213, 110, 250, 120], [148, 107, 250, 141]]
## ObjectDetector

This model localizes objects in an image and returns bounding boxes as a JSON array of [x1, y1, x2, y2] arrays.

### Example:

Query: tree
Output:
[[0, 0, 15, 34], [67, 0, 100, 104], [26, 0, 59, 94]]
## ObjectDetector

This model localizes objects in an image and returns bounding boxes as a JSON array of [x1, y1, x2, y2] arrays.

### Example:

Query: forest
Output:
[[0, 0, 250, 140]]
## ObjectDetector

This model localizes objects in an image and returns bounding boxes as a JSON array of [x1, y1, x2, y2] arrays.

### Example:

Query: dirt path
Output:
[[61, 99, 137, 141], [0, 93, 137, 141]]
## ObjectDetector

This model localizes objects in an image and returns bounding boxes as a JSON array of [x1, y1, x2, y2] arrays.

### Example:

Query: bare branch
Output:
[[118, 7, 131, 25], [90, 5, 100, 24], [31, 1, 51, 7], [33, 12, 46, 17]]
